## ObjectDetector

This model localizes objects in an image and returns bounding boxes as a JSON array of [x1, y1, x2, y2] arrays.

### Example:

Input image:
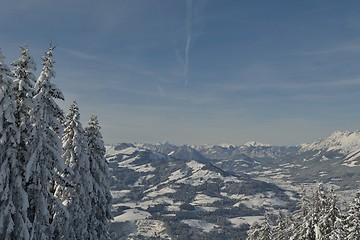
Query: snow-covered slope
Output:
[[343, 149, 360, 167], [300, 131, 360, 154], [107, 145, 293, 239], [136, 142, 208, 162], [243, 141, 271, 148], [106, 130, 360, 239]]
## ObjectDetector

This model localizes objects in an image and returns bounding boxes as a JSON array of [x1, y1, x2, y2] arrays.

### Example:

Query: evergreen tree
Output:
[[246, 222, 261, 240], [273, 211, 291, 240], [9, 45, 37, 240], [0, 50, 14, 236], [11, 45, 37, 144], [311, 183, 328, 240], [85, 115, 112, 239], [0, 50, 25, 239], [26, 46, 68, 239], [345, 192, 360, 239], [329, 218, 346, 240], [246, 185, 360, 240], [291, 188, 314, 240], [55, 102, 93, 240], [247, 214, 272, 240], [257, 213, 273, 240], [320, 187, 342, 238]]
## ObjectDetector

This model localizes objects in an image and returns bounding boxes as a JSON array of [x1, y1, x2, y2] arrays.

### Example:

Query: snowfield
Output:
[[131, 220, 171, 239], [145, 186, 177, 198], [181, 219, 218, 232], [192, 194, 222, 205], [113, 209, 151, 223], [229, 216, 264, 227]]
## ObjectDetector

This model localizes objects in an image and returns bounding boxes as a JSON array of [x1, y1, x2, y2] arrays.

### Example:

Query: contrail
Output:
[[184, 0, 192, 87]]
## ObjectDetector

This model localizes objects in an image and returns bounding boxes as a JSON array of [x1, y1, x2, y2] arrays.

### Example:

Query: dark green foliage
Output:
[[147, 204, 167, 213]]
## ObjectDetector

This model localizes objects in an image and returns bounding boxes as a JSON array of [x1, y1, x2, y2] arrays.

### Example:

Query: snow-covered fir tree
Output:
[[11, 45, 37, 143], [319, 187, 342, 238], [272, 211, 291, 240], [0, 50, 26, 239], [329, 218, 346, 240], [312, 183, 329, 239], [258, 213, 273, 240], [85, 115, 112, 239], [248, 185, 360, 240], [55, 102, 93, 240], [26, 46, 68, 239], [0, 46, 112, 239], [345, 191, 360, 239], [246, 222, 261, 240], [9, 45, 37, 240], [290, 188, 313, 240], [247, 214, 272, 240]]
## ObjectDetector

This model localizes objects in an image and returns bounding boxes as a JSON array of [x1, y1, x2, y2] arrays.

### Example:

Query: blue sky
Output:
[[2, 0, 360, 145]]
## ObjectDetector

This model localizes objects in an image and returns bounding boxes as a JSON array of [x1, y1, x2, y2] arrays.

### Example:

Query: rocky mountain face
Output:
[[107, 130, 360, 239]]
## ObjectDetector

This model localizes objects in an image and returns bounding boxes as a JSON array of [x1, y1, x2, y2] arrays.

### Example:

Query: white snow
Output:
[[285, 191, 298, 201], [167, 169, 186, 182], [118, 157, 137, 167], [175, 160, 242, 186], [229, 216, 263, 227], [186, 160, 204, 172], [130, 220, 171, 239], [219, 143, 237, 148], [132, 164, 156, 172], [192, 194, 222, 205], [146, 187, 176, 198], [112, 209, 151, 222], [301, 131, 360, 154], [196, 206, 218, 212], [223, 193, 246, 200], [343, 149, 360, 167], [243, 141, 271, 147], [236, 192, 287, 209], [165, 205, 181, 212], [113, 197, 180, 210], [279, 163, 302, 168], [181, 219, 218, 232], [139, 197, 174, 208], [343, 161, 358, 167], [111, 190, 131, 198], [112, 202, 138, 209], [106, 146, 138, 157], [118, 157, 155, 173]]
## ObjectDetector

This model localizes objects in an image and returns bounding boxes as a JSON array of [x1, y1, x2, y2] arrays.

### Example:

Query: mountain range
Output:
[[107, 130, 360, 239]]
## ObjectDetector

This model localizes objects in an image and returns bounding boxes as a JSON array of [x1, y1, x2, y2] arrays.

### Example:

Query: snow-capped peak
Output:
[[300, 130, 360, 153], [218, 143, 237, 149], [243, 141, 271, 148]]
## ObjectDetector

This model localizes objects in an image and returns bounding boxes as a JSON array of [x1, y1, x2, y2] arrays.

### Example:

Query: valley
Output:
[[107, 130, 360, 239]]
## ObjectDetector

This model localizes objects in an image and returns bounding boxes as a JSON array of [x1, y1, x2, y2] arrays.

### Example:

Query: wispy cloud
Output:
[[184, 0, 193, 87], [59, 47, 98, 60]]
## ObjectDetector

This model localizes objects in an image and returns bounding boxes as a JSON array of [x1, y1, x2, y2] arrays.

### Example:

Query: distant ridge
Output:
[[300, 130, 360, 153]]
